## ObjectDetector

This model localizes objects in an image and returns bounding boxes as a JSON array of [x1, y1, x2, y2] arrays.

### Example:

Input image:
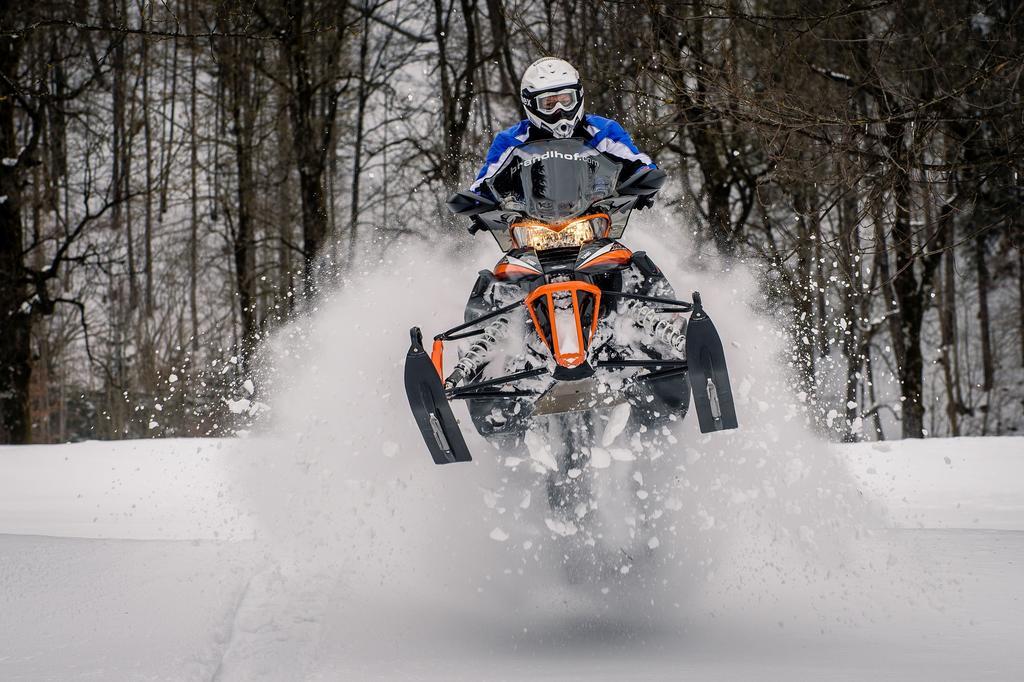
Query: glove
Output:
[[634, 193, 657, 211]]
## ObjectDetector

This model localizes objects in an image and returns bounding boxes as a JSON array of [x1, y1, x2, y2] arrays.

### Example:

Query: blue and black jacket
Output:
[[471, 115, 655, 196]]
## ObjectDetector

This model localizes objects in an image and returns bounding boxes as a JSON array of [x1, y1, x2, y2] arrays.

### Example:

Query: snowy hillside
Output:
[[1, 436, 1021, 681]]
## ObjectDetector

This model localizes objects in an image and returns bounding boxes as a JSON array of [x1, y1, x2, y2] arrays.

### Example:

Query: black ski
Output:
[[685, 292, 739, 433], [404, 328, 473, 464]]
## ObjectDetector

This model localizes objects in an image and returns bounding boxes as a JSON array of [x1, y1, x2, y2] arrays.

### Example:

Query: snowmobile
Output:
[[404, 138, 737, 467]]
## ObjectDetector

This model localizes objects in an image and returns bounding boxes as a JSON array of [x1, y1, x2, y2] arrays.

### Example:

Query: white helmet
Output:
[[520, 57, 584, 139]]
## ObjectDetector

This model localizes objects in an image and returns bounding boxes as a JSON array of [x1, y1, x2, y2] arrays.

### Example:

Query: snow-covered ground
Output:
[[1, 436, 1021, 681], [3, 230, 1022, 680]]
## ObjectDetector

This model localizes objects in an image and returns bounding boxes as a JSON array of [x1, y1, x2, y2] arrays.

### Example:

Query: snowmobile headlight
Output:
[[511, 214, 610, 251]]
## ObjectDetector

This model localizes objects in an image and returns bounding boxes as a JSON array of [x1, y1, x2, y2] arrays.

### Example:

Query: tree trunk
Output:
[[1019, 241, 1023, 370], [887, 127, 926, 439], [938, 204, 960, 435], [227, 49, 258, 367], [349, 10, 370, 265], [275, 109, 295, 317], [864, 343, 885, 440], [0, 271, 32, 444], [793, 190, 817, 411], [656, 1, 736, 253], [812, 203, 828, 360], [296, 164, 329, 298], [484, 0, 517, 101], [233, 124, 257, 366], [975, 233, 994, 393], [141, 9, 154, 320], [140, 6, 157, 394], [839, 186, 861, 441], [0, 33, 31, 444], [434, 0, 479, 194], [279, 1, 340, 300], [188, 26, 199, 353]]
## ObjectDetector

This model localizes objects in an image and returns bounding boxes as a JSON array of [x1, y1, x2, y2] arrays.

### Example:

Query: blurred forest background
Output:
[[0, 0, 1021, 444]]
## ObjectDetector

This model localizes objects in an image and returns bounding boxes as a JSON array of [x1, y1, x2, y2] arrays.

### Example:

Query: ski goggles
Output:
[[534, 88, 579, 114], [510, 213, 611, 251]]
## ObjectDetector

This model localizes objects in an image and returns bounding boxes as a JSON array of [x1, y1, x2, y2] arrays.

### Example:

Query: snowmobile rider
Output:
[[470, 57, 658, 209]]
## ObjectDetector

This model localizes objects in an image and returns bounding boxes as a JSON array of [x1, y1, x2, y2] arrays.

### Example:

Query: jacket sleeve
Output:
[[595, 119, 656, 171], [470, 130, 519, 194]]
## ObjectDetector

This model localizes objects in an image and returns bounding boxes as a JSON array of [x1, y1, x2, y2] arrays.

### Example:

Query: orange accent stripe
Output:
[[579, 248, 632, 270], [494, 262, 540, 279], [431, 339, 444, 379]]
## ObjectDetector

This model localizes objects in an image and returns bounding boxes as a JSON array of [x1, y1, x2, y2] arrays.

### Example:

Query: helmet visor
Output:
[[534, 89, 578, 114]]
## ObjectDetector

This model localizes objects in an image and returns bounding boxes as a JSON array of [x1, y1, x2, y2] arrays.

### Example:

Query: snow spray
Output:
[[225, 207, 884, 667]]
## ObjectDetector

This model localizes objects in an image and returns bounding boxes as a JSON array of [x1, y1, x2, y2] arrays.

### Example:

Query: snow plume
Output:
[[225, 209, 885, 675], [622, 215, 885, 618]]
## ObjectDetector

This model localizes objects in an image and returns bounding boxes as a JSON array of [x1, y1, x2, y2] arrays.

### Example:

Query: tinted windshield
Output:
[[486, 139, 622, 223]]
